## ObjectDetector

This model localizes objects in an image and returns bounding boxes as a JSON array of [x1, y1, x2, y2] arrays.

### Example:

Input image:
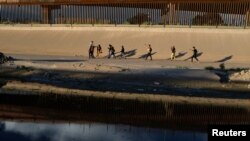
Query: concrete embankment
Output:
[[0, 26, 249, 63], [0, 85, 249, 129]]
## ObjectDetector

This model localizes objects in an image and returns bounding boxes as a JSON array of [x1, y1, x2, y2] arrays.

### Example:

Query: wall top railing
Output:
[[0, 1, 249, 27], [0, 0, 250, 5]]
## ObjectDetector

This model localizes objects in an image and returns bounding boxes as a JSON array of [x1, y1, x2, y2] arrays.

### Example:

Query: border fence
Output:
[[0, 0, 249, 28]]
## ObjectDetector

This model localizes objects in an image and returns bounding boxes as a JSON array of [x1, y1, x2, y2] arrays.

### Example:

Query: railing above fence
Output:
[[0, 1, 249, 28], [1, 0, 250, 4]]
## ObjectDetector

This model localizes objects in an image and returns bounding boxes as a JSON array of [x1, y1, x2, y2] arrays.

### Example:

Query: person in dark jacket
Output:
[[120, 45, 126, 59], [108, 44, 116, 59], [191, 46, 199, 62], [88, 41, 95, 59], [145, 44, 152, 60], [111, 45, 116, 59]]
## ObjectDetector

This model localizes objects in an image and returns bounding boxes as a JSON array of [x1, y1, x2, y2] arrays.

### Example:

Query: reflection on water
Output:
[[0, 121, 207, 141]]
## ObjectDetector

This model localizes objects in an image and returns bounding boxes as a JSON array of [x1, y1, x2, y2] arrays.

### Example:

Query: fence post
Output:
[[41, 5, 52, 24], [245, 10, 249, 28]]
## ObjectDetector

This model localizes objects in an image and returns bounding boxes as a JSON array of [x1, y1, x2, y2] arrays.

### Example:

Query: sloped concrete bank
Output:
[[0, 88, 249, 130], [0, 26, 249, 63]]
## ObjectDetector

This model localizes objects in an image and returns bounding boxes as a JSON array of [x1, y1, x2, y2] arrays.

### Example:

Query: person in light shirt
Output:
[[145, 44, 152, 60]]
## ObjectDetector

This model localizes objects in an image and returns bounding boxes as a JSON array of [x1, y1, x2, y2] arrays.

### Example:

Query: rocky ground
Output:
[[0, 52, 14, 65], [230, 69, 250, 82], [0, 54, 250, 100]]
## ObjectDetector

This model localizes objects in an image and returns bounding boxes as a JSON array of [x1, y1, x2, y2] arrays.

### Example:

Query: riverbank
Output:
[[0, 80, 249, 130], [1, 54, 250, 129], [1, 54, 250, 98]]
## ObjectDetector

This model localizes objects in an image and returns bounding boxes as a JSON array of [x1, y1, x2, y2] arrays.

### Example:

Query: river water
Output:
[[0, 120, 207, 141]]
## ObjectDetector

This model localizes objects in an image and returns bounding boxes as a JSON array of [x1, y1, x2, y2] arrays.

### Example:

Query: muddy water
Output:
[[0, 121, 207, 141], [0, 93, 249, 141]]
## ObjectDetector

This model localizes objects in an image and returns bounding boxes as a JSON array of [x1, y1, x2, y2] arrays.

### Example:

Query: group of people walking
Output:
[[89, 41, 103, 59], [89, 41, 126, 59], [88, 41, 200, 62], [170, 46, 199, 62]]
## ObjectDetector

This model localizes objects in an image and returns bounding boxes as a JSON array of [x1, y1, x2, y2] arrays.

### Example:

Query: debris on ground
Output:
[[0, 80, 7, 88], [230, 69, 250, 81], [119, 68, 130, 72], [0, 52, 15, 65], [154, 82, 161, 85]]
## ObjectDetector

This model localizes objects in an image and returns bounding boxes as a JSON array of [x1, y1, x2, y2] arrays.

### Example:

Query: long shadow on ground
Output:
[[184, 52, 203, 61], [215, 55, 233, 63], [139, 52, 157, 59], [115, 49, 137, 58], [14, 59, 85, 63], [167, 52, 187, 60]]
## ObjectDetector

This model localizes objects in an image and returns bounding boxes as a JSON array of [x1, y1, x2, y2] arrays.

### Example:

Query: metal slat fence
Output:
[[0, 1, 249, 27]]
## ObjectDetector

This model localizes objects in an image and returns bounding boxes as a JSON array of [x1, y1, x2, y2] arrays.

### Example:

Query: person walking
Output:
[[145, 44, 152, 60], [88, 41, 95, 59], [120, 45, 126, 59], [170, 46, 176, 60], [108, 44, 112, 59], [108, 44, 116, 59], [96, 44, 102, 58], [191, 46, 199, 62], [111, 45, 116, 59]]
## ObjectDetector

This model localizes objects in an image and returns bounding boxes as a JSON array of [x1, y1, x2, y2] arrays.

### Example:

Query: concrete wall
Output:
[[0, 26, 249, 63]]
